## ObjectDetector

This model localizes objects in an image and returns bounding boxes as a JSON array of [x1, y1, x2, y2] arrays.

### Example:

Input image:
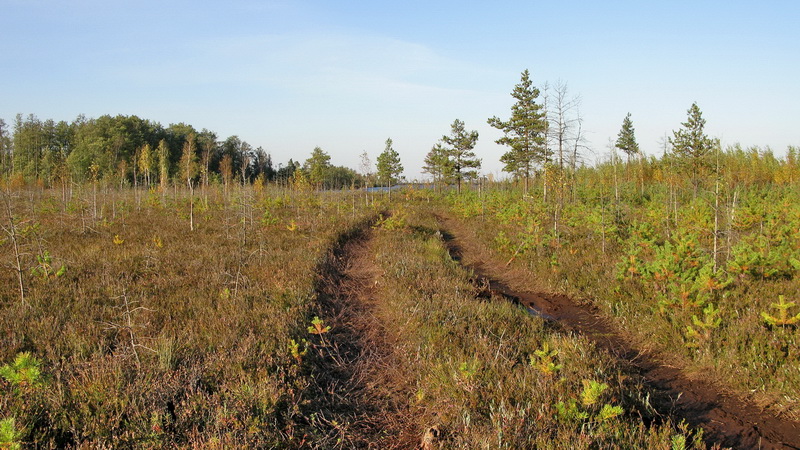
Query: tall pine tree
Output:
[[304, 146, 331, 189], [670, 102, 714, 190], [441, 119, 480, 194], [615, 113, 640, 161], [488, 69, 548, 195]]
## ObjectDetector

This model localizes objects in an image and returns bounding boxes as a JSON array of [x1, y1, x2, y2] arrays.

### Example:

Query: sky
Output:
[[2, 0, 798, 179]]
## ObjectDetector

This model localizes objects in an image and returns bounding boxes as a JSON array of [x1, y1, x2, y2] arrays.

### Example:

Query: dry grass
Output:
[[0, 185, 375, 447], [0, 184, 713, 448], [357, 204, 699, 448]]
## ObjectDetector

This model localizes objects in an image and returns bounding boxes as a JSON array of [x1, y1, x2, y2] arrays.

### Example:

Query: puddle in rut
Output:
[[525, 305, 556, 321]]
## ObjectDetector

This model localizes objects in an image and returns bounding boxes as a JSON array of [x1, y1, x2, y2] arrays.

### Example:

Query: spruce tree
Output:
[[488, 69, 548, 194]]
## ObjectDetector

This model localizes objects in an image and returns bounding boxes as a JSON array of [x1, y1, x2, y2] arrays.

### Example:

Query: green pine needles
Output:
[[580, 379, 609, 407], [761, 295, 800, 327], [615, 113, 640, 160], [0, 352, 44, 389], [685, 303, 722, 348], [289, 338, 308, 363], [555, 379, 623, 425], [376, 138, 403, 189], [488, 69, 548, 195], [0, 417, 23, 450], [30, 250, 66, 280], [530, 343, 562, 376]]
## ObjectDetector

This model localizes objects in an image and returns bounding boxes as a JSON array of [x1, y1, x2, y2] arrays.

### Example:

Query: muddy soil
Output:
[[437, 214, 800, 450]]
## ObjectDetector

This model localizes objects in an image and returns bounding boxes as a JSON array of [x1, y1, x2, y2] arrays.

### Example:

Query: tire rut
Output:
[[436, 213, 800, 450], [307, 215, 417, 448]]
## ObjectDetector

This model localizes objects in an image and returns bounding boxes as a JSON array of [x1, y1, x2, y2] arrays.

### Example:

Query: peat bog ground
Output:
[[436, 212, 800, 449], [3, 187, 798, 448], [305, 213, 420, 448], [306, 208, 800, 448]]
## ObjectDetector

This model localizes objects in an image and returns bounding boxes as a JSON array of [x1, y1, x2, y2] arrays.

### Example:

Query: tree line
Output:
[[2, 69, 797, 193], [0, 111, 482, 193], [0, 114, 367, 190], [0, 114, 279, 187]]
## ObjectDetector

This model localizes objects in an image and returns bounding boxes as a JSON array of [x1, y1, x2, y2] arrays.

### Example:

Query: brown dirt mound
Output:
[[437, 213, 800, 450]]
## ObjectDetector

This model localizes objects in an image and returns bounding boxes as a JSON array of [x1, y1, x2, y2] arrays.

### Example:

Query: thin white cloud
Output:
[[106, 29, 509, 177], [115, 31, 502, 103]]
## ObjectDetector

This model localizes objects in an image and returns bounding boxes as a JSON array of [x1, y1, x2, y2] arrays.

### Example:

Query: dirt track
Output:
[[310, 212, 800, 448], [437, 213, 800, 450], [309, 217, 418, 448]]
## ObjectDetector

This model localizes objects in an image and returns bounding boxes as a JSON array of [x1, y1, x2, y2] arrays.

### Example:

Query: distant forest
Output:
[[0, 114, 362, 190]]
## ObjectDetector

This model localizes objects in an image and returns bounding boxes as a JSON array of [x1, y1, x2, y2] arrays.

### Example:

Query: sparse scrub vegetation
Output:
[[2, 169, 798, 445], [0, 181, 713, 446], [1, 100, 799, 446], [0, 184, 375, 447], [359, 206, 701, 447], [450, 145, 800, 423]]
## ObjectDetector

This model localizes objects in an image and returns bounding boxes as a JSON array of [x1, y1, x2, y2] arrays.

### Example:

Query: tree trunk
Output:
[[189, 181, 195, 232], [713, 178, 719, 272], [543, 164, 548, 203], [2, 191, 27, 305]]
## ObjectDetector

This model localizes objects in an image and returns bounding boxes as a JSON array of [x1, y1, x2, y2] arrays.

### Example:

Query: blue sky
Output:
[[2, 0, 798, 179]]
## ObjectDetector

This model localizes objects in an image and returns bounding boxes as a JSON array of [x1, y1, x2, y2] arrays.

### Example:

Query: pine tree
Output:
[[488, 69, 548, 194], [761, 295, 800, 327], [441, 119, 480, 194], [615, 113, 640, 161], [304, 146, 331, 189], [670, 102, 714, 188], [376, 138, 403, 193], [422, 143, 452, 191]]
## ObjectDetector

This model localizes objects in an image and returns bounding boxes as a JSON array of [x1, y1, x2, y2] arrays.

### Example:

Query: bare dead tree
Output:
[[549, 81, 581, 172], [569, 114, 591, 201], [541, 81, 550, 203], [1, 189, 28, 305], [359, 151, 372, 206], [546, 81, 583, 238], [102, 290, 155, 368]]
